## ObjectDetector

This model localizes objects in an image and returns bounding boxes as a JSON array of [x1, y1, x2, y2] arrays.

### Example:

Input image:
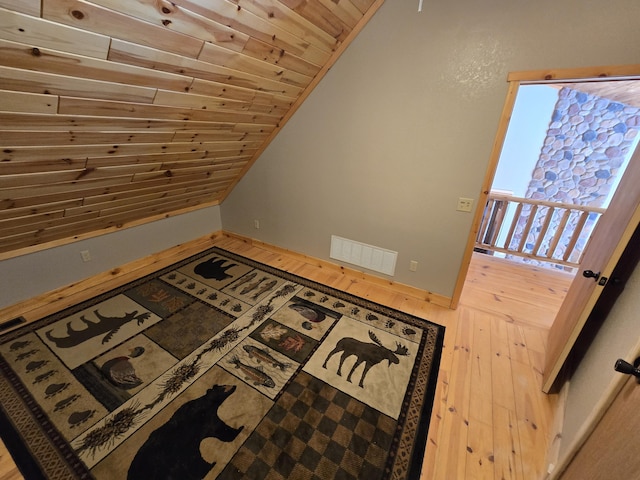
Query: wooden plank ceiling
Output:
[[0, 0, 383, 257], [560, 80, 640, 109]]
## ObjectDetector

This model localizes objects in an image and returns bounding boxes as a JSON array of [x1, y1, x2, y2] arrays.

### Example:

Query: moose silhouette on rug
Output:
[[127, 383, 244, 480], [322, 330, 410, 388]]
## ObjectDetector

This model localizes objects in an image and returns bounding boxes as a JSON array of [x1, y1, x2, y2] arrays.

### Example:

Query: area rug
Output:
[[0, 247, 444, 480]]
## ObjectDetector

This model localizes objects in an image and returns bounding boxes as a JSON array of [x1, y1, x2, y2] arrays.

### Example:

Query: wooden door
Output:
[[558, 371, 640, 479], [542, 143, 640, 392]]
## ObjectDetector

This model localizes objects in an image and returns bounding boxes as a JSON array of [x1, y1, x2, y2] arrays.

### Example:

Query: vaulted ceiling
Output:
[[0, 0, 383, 257]]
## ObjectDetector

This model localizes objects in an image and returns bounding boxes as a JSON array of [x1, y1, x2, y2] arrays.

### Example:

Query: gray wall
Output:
[[221, 0, 640, 297], [0, 206, 222, 310]]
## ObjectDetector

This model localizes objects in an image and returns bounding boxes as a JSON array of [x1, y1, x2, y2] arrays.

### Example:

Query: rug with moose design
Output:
[[0, 247, 444, 480]]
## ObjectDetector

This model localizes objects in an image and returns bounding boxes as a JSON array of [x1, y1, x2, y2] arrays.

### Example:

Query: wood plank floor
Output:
[[0, 235, 574, 480]]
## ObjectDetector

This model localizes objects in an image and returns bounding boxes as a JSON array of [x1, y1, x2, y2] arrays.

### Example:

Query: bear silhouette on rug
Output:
[[127, 383, 244, 480], [193, 257, 237, 281]]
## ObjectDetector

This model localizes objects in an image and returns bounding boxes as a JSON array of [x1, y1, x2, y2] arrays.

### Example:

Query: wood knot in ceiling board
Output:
[[31, 47, 41, 56], [162, 19, 172, 26], [71, 10, 85, 20]]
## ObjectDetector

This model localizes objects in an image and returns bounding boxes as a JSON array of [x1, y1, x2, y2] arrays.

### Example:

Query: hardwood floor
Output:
[[0, 234, 574, 480]]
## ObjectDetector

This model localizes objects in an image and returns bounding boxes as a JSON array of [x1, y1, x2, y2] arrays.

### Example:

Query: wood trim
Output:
[[547, 336, 640, 480], [221, 231, 452, 309], [0, 201, 220, 262], [486, 194, 606, 214], [508, 65, 640, 83], [0, 227, 452, 333], [0, 231, 223, 328], [450, 80, 520, 309], [217, 0, 387, 202]]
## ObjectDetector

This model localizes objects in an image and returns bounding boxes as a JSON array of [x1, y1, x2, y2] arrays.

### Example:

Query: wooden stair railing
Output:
[[475, 193, 606, 268]]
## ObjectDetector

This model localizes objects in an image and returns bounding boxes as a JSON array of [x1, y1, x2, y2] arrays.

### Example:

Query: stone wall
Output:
[[511, 87, 640, 267]]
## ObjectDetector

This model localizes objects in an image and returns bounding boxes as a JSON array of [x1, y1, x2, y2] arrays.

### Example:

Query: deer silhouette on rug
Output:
[[127, 383, 244, 480]]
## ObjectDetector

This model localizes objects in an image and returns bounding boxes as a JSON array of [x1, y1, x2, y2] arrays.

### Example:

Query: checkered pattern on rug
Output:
[[221, 371, 396, 480]]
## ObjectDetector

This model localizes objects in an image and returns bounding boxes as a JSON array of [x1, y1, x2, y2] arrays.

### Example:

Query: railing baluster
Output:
[[477, 199, 496, 245], [563, 210, 589, 262], [503, 202, 523, 250], [533, 206, 554, 256], [547, 209, 571, 260], [489, 199, 508, 246], [517, 204, 538, 252]]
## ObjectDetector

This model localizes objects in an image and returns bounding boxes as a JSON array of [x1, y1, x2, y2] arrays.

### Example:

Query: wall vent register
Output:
[[330, 235, 398, 276]]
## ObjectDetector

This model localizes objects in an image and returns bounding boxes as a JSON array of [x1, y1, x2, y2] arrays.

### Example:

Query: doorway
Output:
[[452, 65, 640, 392], [475, 82, 640, 273]]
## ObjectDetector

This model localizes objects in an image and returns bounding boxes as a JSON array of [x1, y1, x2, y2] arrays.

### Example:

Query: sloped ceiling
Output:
[[0, 0, 383, 257]]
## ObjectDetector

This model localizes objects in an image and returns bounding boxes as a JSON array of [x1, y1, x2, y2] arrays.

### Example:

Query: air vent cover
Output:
[[330, 235, 397, 276]]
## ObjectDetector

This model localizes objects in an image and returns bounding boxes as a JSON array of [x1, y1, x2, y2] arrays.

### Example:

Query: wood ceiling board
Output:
[[279, 0, 352, 42], [0, 91, 58, 114], [0, 7, 111, 59], [0, 113, 232, 132], [0, 199, 84, 221], [88, 0, 249, 53], [0, 130, 176, 146], [0, 66, 157, 103], [228, 0, 340, 52], [0, 38, 193, 92], [171, 0, 333, 62], [42, 0, 205, 58], [0, 0, 40, 16], [57, 97, 280, 124], [561, 80, 640, 108]]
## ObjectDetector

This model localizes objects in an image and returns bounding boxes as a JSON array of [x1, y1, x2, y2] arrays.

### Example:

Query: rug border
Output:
[[406, 325, 444, 479], [0, 405, 46, 480], [0, 245, 445, 480]]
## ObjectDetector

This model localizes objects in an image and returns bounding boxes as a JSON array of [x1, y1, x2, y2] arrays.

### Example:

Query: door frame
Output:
[[451, 64, 640, 383]]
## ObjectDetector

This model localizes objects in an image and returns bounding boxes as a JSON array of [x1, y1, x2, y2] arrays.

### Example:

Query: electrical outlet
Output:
[[409, 260, 418, 272], [456, 197, 474, 212], [254, 220, 260, 229], [80, 250, 91, 262]]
